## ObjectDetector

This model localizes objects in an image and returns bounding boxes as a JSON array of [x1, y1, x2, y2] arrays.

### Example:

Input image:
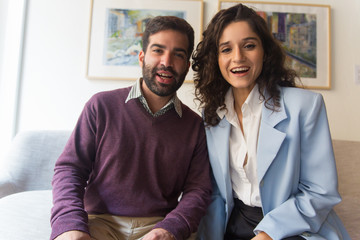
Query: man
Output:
[[50, 16, 212, 240]]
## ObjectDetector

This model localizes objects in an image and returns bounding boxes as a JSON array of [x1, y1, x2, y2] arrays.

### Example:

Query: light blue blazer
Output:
[[197, 87, 350, 240]]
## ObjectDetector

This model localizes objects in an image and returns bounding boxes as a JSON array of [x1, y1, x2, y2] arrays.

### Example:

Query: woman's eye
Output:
[[220, 48, 231, 53], [244, 44, 256, 49]]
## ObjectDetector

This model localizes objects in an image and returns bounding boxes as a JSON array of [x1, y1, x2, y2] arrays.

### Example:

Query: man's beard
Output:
[[142, 61, 187, 97]]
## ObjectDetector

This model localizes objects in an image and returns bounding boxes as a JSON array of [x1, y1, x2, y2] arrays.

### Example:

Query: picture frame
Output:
[[219, 1, 331, 89], [86, 0, 203, 81]]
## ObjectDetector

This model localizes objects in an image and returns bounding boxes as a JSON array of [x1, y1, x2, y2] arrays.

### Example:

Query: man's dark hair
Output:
[[142, 16, 195, 60]]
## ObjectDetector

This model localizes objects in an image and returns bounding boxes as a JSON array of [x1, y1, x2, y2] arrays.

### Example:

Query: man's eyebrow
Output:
[[174, 47, 187, 55], [150, 44, 187, 55], [150, 43, 166, 49]]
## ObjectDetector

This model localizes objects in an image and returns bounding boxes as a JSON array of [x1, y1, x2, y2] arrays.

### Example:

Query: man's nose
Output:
[[160, 52, 173, 67]]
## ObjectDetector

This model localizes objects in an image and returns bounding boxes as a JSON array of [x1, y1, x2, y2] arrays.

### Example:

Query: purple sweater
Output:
[[50, 87, 212, 240]]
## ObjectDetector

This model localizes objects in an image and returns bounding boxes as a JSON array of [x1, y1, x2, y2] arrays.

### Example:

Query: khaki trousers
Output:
[[88, 214, 196, 240]]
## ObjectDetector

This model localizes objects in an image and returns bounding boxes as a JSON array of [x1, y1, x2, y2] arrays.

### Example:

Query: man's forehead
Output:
[[147, 30, 189, 50]]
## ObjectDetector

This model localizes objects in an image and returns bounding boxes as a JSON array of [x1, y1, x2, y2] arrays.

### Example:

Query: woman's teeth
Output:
[[231, 67, 249, 73]]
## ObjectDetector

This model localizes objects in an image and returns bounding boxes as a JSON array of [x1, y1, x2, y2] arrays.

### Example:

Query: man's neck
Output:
[[141, 80, 173, 114]]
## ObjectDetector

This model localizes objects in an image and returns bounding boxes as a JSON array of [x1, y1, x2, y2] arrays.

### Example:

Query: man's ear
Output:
[[184, 60, 190, 74], [139, 50, 145, 67]]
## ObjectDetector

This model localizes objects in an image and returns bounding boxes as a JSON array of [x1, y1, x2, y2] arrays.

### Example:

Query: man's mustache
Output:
[[152, 65, 178, 77]]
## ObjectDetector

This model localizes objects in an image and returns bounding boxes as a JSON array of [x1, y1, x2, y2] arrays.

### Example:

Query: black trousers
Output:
[[224, 198, 304, 240]]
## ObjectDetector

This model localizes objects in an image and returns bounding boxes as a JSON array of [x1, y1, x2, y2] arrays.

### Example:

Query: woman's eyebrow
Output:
[[219, 41, 230, 48], [219, 37, 260, 47]]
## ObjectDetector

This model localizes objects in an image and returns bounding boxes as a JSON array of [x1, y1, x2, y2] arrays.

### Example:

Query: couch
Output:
[[0, 130, 358, 239], [333, 140, 360, 239], [0, 130, 71, 240]]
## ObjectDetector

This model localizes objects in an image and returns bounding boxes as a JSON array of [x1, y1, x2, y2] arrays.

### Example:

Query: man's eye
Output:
[[175, 53, 186, 59]]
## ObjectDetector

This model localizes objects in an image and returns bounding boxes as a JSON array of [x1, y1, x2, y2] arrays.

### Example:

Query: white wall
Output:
[[0, 0, 9, 151], [0, 0, 8, 78], [11, 0, 200, 132], [0, 0, 359, 156], [315, 0, 360, 141], [0, 0, 27, 160]]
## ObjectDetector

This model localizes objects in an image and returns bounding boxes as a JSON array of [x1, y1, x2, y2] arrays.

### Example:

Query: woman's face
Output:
[[218, 21, 264, 93]]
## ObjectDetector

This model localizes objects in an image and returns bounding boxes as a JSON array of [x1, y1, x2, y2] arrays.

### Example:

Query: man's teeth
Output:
[[158, 73, 172, 78], [231, 67, 249, 73]]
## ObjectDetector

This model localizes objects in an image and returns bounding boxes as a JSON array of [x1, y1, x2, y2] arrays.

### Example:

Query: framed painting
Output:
[[219, 1, 331, 89], [86, 0, 203, 81]]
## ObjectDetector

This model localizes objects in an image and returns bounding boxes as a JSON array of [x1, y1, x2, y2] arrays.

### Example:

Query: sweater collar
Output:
[[125, 78, 182, 117]]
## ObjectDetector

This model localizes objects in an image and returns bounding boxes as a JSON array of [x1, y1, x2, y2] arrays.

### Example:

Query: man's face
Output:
[[139, 30, 190, 97]]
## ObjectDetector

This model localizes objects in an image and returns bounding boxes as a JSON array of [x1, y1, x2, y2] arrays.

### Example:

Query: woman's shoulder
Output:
[[280, 86, 323, 104], [279, 86, 325, 113], [281, 87, 325, 115], [281, 86, 320, 98]]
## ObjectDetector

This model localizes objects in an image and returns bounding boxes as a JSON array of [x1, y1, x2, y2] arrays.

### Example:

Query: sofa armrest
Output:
[[0, 171, 16, 198]]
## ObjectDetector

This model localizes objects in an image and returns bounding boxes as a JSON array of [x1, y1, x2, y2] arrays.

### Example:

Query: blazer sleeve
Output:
[[196, 172, 226, 240], [255, 93, 341, 239]]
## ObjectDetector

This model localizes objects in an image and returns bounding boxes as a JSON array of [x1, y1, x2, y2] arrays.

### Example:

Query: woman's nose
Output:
[[233, 47, 245, 62]]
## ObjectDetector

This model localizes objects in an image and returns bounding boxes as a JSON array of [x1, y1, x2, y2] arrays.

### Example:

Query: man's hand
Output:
[[251, 232, 272, 240], [141, 228, 176, 240], [54, 230, 91, 240]]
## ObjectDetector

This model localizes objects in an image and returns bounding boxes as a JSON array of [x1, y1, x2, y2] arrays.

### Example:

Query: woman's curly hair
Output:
[[192, 3, 299, 126]]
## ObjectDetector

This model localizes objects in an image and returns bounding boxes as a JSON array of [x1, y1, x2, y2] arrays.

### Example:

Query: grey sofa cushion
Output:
[[0, 131, 71, 198], [0, 190, 52, 240]]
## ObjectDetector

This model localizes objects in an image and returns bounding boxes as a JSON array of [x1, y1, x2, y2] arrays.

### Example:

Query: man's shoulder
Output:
[[90, 86, 132, 103]]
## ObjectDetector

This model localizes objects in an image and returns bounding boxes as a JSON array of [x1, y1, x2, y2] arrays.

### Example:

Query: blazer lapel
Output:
[[206, 118, 232, 199], [257, 93, 287, 182]]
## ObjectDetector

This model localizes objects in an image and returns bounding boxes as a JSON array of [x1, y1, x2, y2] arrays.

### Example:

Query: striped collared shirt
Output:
[[125, 78, 182, 117]]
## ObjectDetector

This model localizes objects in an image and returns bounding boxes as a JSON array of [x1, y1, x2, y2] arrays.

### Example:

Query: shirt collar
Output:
[[125, 78, 182, 117], [245, 84, 262, 116], [217, 84, 262, 120]]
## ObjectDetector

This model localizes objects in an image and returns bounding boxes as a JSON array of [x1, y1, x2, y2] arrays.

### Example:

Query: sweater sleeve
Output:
[[154, 123, 212, 240], [50, 101, 97, 240]]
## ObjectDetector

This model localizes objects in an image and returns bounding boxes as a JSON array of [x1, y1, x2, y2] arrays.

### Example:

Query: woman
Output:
[[192, 3, 349, 240]]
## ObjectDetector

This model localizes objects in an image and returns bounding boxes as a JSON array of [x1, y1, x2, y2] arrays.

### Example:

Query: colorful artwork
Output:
[[258, 11, 317, 78], [87, 0, 203, 81], [104, 9, 185, 66]]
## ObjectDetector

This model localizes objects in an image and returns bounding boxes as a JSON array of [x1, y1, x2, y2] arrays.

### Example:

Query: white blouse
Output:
[[217, 84, 263, 207]]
